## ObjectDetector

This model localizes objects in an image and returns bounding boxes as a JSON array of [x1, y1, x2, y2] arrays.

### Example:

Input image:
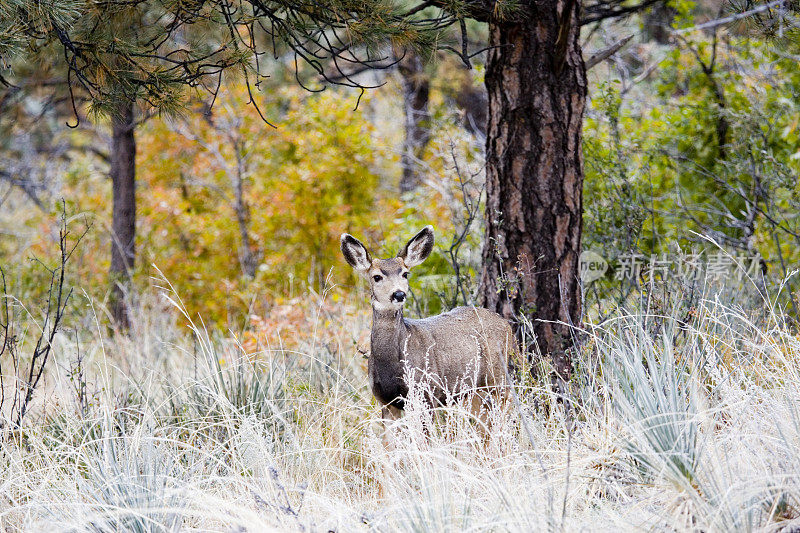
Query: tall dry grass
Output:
[[1, 279, 800, 532]]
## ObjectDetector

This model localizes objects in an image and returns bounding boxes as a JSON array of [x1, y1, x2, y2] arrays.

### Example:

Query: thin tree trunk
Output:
[[109, 99, 136, 327], [231, 137, 257, 278], [455, 79, 487, 138], [709, 76, 729, 160], [478, 0, 587, 391], [643, 2, 675, 45], [397, 50, 431, 193]]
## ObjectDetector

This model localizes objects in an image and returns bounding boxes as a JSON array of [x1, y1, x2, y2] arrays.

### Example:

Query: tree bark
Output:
[[109, 99, 136, 327], [478, 0, 587, 390], [397, 50, 431, 193]]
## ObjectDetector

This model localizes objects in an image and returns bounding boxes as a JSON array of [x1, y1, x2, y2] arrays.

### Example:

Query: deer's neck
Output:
[[369, 307, 409, 408], [370, 307, 407, 363]]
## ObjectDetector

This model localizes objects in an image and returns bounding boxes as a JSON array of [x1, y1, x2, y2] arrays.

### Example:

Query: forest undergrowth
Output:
[[1, 275, 800, 532]]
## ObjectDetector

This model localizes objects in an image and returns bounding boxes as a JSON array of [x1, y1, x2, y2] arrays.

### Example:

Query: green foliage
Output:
[[583, 80, 650, 259], [583, 28, 800, 315]]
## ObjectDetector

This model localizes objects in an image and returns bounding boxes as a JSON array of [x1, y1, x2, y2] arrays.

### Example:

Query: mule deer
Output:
[[340, 226, 516, 429]]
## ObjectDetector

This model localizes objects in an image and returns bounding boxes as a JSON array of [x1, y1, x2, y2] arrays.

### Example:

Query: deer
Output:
[[340, 225, 517, 433]]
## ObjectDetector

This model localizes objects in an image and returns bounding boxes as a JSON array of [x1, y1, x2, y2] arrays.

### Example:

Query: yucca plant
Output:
[[76, 421, 188, 533], [599, 315, 701, 490]]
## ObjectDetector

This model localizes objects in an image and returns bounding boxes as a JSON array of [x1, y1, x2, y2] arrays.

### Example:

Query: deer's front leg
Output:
[[381, 404, 402, 423], [380, 404, 402, 449]]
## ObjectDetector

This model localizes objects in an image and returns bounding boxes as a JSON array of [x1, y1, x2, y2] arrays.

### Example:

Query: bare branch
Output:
[[672, 0, 788, 33], [585, 34, 633, 70]]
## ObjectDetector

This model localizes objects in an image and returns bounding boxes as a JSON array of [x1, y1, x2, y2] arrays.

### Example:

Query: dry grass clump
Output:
[[1, 285, 800, 532]]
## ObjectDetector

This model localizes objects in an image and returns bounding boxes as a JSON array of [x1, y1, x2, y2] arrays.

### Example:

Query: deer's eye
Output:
[[402, 272, 409, 279], [373, 275, 383, 282]]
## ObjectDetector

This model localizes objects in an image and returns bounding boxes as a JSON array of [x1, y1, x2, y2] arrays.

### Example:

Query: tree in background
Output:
[[397, 49, 432, 194], [394, 24, 488, 195], [2, 0, 239, 325], [1, 0, 440, 326]]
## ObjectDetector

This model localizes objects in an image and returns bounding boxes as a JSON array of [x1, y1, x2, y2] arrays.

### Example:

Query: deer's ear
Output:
[[340, 234, 372, 273], [399, 225, 434, 268]]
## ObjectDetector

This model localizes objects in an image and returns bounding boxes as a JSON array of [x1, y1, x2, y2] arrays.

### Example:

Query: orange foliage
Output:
[[7, 77, 475, 328], [136, 81, 395, 322], [241, 292, 371, 370]]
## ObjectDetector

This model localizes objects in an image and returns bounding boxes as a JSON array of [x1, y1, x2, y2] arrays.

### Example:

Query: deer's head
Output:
[[340, 226, 434, 312]]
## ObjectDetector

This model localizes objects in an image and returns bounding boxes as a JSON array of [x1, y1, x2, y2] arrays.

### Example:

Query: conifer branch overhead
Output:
[[2, 0, 454, 117], [0, 0, 683, 120]]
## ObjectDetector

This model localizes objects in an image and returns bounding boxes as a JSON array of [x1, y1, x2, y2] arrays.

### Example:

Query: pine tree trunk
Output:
[[397, 51, 431, 193], [478, 0, 587, 389], [109, 99, 137, 327]]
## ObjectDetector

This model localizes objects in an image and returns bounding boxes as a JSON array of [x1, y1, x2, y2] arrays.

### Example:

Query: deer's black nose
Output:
[[391, 290, 406, 303]]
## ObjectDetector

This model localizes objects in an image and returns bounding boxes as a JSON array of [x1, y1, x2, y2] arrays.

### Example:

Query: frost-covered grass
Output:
[[1, 287, 800, 532]]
